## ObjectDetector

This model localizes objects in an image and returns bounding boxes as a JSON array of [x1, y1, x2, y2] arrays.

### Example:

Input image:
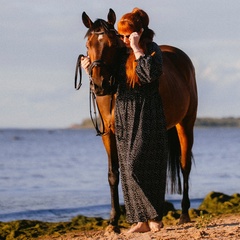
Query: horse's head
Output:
[[82, 9, 121, 96]]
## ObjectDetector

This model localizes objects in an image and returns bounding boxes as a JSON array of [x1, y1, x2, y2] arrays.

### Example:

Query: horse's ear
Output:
[[82, 12, 93, 28], [107, 8, 116, 26]]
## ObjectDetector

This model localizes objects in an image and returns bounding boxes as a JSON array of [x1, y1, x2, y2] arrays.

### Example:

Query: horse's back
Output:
[[159, 45, 198, 129]]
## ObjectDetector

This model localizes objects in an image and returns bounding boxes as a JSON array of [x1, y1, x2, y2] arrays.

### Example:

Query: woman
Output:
[[81, 8, 168, 233], [115, 8, 168, 233]]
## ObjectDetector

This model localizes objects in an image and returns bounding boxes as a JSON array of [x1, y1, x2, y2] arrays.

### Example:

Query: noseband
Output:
[[87, 59, 117, 93], [88, 59, 107, 81], [88, 59, 104, 75]]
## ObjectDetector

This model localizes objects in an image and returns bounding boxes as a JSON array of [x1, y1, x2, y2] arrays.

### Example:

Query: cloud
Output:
[[196, 57, 240, 117], [1, 1, 240, 128]]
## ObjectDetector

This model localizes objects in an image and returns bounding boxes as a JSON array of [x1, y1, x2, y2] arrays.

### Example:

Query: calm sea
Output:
[[0, 127, 239, 222]]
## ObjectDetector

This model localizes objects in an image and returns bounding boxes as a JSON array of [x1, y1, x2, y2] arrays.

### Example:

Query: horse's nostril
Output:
[[102, 79, 109, 89]]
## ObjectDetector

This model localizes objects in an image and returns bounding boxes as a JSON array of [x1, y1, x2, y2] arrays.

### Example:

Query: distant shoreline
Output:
[[195, 117, 240, 127], [69, 117, 240, 129]]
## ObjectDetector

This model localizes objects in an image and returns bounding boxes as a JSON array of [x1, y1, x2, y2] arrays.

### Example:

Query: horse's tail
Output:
[[167, 126, 182, 194]]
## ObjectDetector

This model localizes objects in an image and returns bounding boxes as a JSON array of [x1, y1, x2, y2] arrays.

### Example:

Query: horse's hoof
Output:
[[178, 213, 191, 224], [105, 224, 121, 234]]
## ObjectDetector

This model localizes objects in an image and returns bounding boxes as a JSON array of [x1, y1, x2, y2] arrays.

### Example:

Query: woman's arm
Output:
[[135, 42, 163, 84]]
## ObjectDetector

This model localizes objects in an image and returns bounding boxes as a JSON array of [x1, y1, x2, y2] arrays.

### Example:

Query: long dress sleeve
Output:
[[135, 42, 163, 84]]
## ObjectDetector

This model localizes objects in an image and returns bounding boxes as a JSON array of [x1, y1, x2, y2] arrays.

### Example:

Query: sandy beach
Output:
[[38, 213, 240, 240], [1, 192, 239, 239], [37, 192, 240, 240]]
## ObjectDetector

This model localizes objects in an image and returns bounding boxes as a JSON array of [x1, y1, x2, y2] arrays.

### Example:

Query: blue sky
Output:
[[0, 0, 239, 128]]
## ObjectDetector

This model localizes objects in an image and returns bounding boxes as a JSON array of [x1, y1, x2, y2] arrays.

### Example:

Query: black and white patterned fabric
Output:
[[115, 42, 168, 223]]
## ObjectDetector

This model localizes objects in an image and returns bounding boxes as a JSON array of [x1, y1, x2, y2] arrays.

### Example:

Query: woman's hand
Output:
[[129, 32, 141, 51], [129, 29, 144, 59], [129, 29, 143, 51], [81, 56, 90, 75]]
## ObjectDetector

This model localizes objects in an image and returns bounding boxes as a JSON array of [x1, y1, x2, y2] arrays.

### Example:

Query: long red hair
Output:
[[117, 8, 155, 88]]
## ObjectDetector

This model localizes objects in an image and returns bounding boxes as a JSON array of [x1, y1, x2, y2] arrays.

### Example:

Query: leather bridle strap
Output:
[[87, 59, 105, 78]]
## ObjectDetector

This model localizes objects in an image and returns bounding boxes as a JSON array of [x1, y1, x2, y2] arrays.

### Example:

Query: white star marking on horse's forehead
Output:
[[98, 33, 104, 41]]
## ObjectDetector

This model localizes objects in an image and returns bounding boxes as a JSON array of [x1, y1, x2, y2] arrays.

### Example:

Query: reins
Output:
[[89, 86, 106, 136], [74, 56, 116, 136], [74, 54, 85, 90]]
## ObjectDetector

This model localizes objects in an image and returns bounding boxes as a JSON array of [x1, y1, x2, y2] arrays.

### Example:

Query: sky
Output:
[[0, 0, 240, 128]]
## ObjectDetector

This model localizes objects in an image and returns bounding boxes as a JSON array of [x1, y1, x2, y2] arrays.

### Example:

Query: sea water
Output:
[[0, 127, 239, 222]]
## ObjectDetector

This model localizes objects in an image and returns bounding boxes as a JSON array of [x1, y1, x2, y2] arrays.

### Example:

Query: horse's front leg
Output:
[[102, 132, 121, 231], [97, 95, 120, 231]]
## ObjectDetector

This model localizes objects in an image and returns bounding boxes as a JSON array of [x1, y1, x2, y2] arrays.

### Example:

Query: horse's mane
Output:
[[85, 19, 113, 38]]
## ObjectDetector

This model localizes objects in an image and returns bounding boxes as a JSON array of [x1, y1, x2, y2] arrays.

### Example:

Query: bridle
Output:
[[74, 26, 119, 136]]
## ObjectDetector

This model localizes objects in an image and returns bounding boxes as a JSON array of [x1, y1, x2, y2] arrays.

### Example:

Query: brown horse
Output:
[[77, 9, 198, 230]]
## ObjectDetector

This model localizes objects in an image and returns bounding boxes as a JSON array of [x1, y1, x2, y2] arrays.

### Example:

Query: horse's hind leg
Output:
[[102, 132, 121, 232], [176, 121, 194, 224]]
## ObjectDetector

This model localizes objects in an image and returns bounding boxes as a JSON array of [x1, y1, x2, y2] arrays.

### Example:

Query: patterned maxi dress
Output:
[[115, 42, 168, 223]]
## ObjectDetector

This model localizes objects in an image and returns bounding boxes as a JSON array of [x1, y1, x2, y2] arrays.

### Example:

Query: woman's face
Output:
[[118, 31, 132, 47]]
